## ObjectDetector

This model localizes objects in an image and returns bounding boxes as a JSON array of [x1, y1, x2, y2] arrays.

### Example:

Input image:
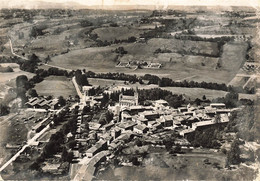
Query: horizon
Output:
[[0, 0, 259, 10]]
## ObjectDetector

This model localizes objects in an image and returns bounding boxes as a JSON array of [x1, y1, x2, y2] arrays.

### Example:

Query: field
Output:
[[0, 110, 46, 168], [92, 26, 147, 42], [0, 63, 35, 103], [50, 46, 118, 70], [161, 87, 227, 100], [0, 63, 34, 84], [34, 76, 76, 98], [0, 9, 253, 85], [97, 149, 256, 181], [88, 78, 227, 100]]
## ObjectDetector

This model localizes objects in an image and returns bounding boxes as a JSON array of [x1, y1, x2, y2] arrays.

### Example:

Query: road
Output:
[[72, 76, 83, 99], [9, 38, 28, 60], [0, 108, 63, 173], [43, 63, 72, 72], [0, 124, 50, 172]]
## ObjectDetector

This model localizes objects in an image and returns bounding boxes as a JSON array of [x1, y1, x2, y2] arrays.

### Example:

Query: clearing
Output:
[[34, 76, 76, 98]]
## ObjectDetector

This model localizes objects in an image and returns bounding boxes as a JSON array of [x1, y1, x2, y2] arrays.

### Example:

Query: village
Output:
[[0, 75, 236, 180], [0, 5, 259, 181]]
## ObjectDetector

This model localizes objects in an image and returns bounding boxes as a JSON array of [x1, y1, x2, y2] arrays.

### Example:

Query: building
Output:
[[132, 115, 148, 125], [210, 103, 226, 109], [119, 87, 138, 107], [117, 121, 137, 132], [158, 115, 173, 127], [85, 140, 107, 158], [134, 124, 149, 134], [139, 111, 160, 121], [154, 100, 169, 107], [111, 127, 121, 139]]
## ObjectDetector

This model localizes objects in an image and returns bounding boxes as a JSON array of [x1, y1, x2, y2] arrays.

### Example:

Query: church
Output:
[[119, 90, 138, 107]]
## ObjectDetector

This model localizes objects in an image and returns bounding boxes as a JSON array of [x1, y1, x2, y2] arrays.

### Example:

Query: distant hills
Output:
[[0, 0, 256, 11]]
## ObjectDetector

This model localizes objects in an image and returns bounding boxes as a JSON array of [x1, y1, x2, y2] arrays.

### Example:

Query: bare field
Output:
[[34, 76, 76, 98]]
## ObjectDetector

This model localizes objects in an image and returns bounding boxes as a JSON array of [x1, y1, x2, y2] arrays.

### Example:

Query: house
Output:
[[216, 109, 231, 115], [101, 122, 115, 133], [173, 120, 182, 127], [100, 133, 113, 145], [85, 140, 107, 158], [178, 107, 188, 113], [154, 100, 169, 107], [109, 141, 121, 150], [89, 122, 102, 131], [134, 124, 149, 134], [205, 110, 216, 117], [160, 115, 173, 127], [146, 62, 162, 69], [111, 127, 121, 139], [128, 106, 146, 115], [139, 111, 159, 121], [210, 103, 226, 109], [117, 121, 137, 132], [116, 132, 133, 143], [42, 163, 61, 174], [121, 112, 133, 122], [179, 128, 195, 137], [147, 120, 157, 128], [183, 111, 194, 116], [116, 62, 130, 68], [132, 115, 148, 125]]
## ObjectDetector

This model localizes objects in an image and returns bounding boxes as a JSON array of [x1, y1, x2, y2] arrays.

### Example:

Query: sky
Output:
[[1, 0, 259, 8]]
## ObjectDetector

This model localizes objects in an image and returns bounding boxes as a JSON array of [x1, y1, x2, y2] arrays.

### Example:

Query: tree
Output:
[[82, 105, 90, 115], [226, 139, 241, 165], [174, 144, 182, 153], [29, 162, 40, 170], [0, 104, 9, 116], [61, 147, 68, 161], [115, 47, 127, 54], [202, 95, 206, 100], [28, 89, 38, 97], [30, 26, 44, 38], [67, 152, 74, 163], [45, 55, 51, 63], [58, 96, 66, 106], [214, 114, 221, 124], [68, 140, 77, 149], [131, 156, 140, 166], [16, 75, 29, 88]]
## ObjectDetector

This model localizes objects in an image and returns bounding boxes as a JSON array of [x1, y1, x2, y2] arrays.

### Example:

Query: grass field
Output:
[[92, 26, 146, 42], [34, 76, 76, 98], [49, 36, 245, 84], [0, 63, 35, 103], [220, 42, 248, 72], [97, 149, 256, 181], [0, 63, 34, 83], [50, 46, 118, 70], [88, 78, 227, 100], [161, 87, 227, 100]]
